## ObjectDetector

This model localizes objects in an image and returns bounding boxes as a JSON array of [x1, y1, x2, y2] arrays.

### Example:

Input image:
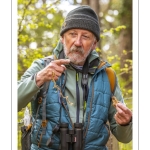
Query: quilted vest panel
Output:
[[84, 69, 111, 150]]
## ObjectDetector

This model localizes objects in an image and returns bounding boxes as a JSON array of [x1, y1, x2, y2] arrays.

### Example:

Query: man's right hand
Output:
[[36, 59, 70, 87]]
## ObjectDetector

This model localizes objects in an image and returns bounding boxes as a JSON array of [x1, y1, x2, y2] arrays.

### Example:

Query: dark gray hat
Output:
[[60, 5, 100, 41]]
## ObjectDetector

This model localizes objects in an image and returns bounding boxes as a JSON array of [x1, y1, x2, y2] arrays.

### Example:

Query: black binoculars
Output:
[[60, 122, 83, 150]]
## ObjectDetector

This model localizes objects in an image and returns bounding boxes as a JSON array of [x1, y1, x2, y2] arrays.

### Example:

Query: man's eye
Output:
[[83, 35, 89, 39], [70, 33, 76, 36]]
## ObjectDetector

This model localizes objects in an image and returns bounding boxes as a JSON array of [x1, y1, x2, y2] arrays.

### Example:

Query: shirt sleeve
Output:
[[108, 77, 132, 143], [18, 59, 44, 112]]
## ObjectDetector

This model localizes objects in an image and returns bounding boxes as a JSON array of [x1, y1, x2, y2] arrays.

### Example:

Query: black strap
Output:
[[76, 71, 80, 123], [81, 57, 89, 103]]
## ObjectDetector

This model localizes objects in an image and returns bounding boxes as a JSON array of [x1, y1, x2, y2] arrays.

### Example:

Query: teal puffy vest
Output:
[[31, 63, 112, 150]]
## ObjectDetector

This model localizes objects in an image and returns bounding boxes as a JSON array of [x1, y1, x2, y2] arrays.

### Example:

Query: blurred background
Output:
[[17, 0, 132, 149]]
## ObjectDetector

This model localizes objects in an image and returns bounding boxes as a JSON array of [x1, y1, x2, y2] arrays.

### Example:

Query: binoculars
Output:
[[60, 122, 83, 150]]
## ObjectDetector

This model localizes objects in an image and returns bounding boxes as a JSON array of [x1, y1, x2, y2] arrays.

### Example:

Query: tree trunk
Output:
[[89, 0, 101, 48], [89, 0, 99, 16], [118, 28, 132, 86], [118, 0, 132, 88], [81, 0, 89, 5], [82, 0, 101, 49]]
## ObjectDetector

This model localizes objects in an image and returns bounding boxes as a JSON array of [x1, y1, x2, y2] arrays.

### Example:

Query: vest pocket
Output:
[[31, 119, 52, 147], [31, 119, 60, 149]]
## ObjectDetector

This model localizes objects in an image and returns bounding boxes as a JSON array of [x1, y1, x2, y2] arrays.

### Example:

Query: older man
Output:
[[18, 5, 132, 150]]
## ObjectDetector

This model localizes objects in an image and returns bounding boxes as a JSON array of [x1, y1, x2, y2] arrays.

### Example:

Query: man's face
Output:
[[61, 29, 97, 66]]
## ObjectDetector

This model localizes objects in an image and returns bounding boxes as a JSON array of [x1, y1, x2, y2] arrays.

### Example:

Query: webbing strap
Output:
[[98, 61, 116, 94], [37, 57, 53, 147], [41, 82, 50, 120], [41, 58, 53, 134], [31, 102, 42, 134]]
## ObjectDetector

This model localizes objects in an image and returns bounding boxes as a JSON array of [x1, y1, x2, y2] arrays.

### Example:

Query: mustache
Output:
[[70, 45, 84, 54]]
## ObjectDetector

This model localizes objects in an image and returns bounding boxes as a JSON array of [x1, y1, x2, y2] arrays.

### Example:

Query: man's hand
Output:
[[36, 59, 70, 87], [114, 103, 132, 126]]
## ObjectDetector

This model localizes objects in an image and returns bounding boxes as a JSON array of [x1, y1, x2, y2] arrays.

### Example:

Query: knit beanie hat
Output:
[[60, 5, 100, 41]]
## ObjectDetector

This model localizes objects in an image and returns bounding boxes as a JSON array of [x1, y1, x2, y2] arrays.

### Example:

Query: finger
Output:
[[116, 102, 125, 109], [115, 106, 129, 118], [114, 113, 131, 125], [52, 70, 61, 78], [116, 103, 131, 114], [47, 70, 55, 80], [61, 64, 67, 70], [56, 64, 67, 72], [54, 59, 70, 66], [115, 112, 125, 120], [52, 74, 59, 81], [48, 62, 67, 73], [48, 70, 58, 81], [53, 64, 66, 73], [115, 106, 132, 122], [114, 113, 122, 124]]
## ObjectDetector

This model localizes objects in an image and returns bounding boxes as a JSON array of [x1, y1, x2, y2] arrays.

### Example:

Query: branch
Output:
[[18, 0, 32, 35], [118, 65, 132, 76]]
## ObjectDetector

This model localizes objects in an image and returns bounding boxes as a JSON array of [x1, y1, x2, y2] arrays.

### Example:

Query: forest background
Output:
[[17, 0, 133, 150]]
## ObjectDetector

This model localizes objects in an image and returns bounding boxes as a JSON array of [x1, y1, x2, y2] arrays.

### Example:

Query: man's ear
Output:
[[91, 40, 97, 50], [60, 36, 64, 43]]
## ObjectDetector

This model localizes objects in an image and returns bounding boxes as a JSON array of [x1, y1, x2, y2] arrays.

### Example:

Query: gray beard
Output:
[[63, 43, 92, 65]]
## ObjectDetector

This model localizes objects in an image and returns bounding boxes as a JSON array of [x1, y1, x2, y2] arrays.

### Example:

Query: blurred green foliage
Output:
[[18, 0, 64, 79]]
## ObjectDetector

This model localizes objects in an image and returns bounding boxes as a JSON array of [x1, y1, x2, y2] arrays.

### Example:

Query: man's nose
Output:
[[74, 36, 82, 46]]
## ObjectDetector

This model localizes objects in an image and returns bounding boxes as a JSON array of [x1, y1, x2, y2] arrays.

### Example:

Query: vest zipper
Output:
[[84, 81, 94, 138]]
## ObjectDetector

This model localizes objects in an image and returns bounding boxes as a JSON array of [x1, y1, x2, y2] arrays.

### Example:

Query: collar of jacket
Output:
[[52, 41, 100, 74]]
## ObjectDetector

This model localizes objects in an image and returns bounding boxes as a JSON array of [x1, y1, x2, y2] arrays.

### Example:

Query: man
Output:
[[18, 5, 132, 150]]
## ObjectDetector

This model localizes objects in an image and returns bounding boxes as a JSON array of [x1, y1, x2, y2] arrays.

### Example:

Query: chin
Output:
[[67, 53, 85, 65], [70, 58, 84, 65]]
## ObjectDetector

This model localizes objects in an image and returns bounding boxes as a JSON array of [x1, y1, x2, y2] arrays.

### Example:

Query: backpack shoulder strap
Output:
[[105, 67, 116, 94], [36, 56, 55, 147], [98, 61, 116, 94]]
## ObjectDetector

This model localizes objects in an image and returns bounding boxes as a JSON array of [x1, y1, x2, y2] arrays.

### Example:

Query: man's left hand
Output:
[[114, 103, 132, 126]]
